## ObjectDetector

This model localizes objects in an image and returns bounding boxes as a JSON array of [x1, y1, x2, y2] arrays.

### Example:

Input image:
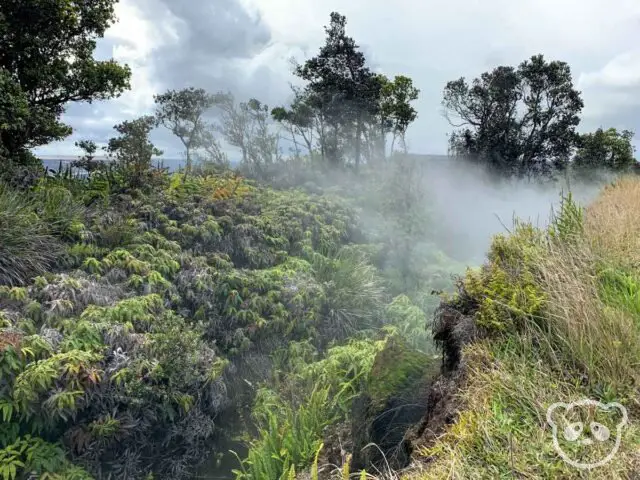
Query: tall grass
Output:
[[312, 247, 387, 339], [0, 185, 61, 286], [407, 177, 640, 479]]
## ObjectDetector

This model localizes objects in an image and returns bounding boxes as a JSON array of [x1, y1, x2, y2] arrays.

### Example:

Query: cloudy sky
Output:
[[34, 0, 640, 159]]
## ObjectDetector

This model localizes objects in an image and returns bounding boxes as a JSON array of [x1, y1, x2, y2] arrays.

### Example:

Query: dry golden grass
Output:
[[538, 239, 640, 392], [402, 176, 640, 479], [584, 175, 640, 267]]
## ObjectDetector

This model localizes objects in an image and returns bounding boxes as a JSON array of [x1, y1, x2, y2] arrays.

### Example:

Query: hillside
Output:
[[400, 176, 640, 479], [2, 2, 640, 479], [3, 163, 639, 480], [0, 163, 463, 479]]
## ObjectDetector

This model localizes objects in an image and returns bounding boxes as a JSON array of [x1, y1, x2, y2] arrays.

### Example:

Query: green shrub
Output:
[[0, 185, 61, 286], [233, 386, 335, 480], [313, 247, 387, 340], [32, 184, 87, 240]]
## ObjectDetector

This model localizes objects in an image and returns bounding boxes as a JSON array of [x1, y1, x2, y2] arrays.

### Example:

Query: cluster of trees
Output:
[[443, 55, 637, 177], [0, 0, 636, 184], [110, 12, 421, 180]]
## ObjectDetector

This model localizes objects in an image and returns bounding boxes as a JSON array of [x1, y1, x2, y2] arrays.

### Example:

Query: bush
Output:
[[0, 185, 61, 286], [313, 247, 387, 340]]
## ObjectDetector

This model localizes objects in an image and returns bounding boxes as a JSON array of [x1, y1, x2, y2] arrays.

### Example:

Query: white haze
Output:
[[408, 155, 614, 265]]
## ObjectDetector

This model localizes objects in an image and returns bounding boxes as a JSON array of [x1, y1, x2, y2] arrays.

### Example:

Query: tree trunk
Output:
[[355, 115, 362, 173], [183, 148, 191, 182]]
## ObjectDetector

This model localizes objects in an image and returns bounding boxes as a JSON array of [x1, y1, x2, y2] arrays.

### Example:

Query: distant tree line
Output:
[[0, 0, 636, 185]]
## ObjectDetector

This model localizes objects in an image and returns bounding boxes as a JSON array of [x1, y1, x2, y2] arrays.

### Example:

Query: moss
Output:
[[366, 335, 438, 409]]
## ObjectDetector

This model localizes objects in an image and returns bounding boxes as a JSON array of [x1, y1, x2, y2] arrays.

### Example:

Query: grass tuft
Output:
[[406, 176, 640, 479], [0, 185, 61, 286]]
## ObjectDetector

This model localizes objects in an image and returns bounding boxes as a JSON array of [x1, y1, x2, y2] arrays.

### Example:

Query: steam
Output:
[[413, 155, 614, 264], [292, 153, 615, 270]]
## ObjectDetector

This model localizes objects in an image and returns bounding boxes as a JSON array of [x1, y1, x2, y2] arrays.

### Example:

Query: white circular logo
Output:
[[546, 399, 628, 469]]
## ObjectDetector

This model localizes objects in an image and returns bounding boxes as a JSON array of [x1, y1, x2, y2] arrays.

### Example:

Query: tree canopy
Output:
[[0, 0, 131, 164], [271, 12, 420, 169], [154, 88, 229, 178], [443, 54, 584, 177], [573, 127, 636, 172]]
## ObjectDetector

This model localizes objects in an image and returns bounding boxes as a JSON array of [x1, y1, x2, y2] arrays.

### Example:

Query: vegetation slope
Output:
[[2, 1, 640, 479], [400, 177, 640, 479]]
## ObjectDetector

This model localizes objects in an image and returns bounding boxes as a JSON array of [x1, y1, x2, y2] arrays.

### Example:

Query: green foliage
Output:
[[233, 387, 335, 480], [597, 267, 640, 321], [384, 295, 433, 353], [0, 435, 92, 480], [32, 185, 86, 240], [366, 335, 436, 409], [105, 116, 163, 190], [419, 182, 640, 478], [0, 155, 409, 478], [377, 74, 420, 154], [0, 185, 61, 286], [290, 339, 386, 415], [444, 54, 584, 177], [312, 247, 387, 340], [271, 12, 419, 168], [0, 0, 131, 161], [154, 88, 230, 178], [219, 96, 280, 179], [548, 191, 584, 242], [462, 223, 546, 333], [574, 127, 636, 172], [73, 140, 102, 175], [0, 71, 30, 163]]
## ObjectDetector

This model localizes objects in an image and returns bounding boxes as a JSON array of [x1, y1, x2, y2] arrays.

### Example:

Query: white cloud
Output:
[[35, 0, 640, 157], [104, 0, 181, 115], [579, 50, 640, 90]]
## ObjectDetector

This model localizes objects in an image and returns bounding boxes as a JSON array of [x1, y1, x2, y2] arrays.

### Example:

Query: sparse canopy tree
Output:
[[573, 128, 636, 172], [443, 54, 584, 177], [294, 12, 381, 170], [219, 95, 280, 178], [105, 116, 162, 188], [377, 75, 420, 157], [72, 139, 101, 174], [154, 87, 229, 178], [271, 86, 317, 158], [0, 0, 131, 164], [196, 127, 230, 172]]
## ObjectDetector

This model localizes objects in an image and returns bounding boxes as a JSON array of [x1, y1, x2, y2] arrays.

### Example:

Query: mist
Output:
[[409, 155, 612, 265], [286, 153, 616, 278]]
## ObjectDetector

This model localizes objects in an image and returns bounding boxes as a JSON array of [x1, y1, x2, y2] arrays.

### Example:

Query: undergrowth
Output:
[[406, 178, 640, 479], [0, 163, 452, 479]]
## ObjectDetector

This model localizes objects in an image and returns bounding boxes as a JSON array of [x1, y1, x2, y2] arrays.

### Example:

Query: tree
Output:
[[154, 87, 228, 178], [194, 126, 230, 173], [0, 0, 131, 163], [573, 128, 636, 172], [105, 116, 162, 189], [443, 54, 584, 177], [0, 71, 30, 159], [377, 75, 420, 157], [271, 86, 317, 158], [72, 139, 101, 174], [219, 95, 280, 179], [294, 12, 381, 170]]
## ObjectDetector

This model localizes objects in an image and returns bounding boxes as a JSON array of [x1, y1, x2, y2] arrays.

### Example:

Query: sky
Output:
[[34, 0, 640, 159]]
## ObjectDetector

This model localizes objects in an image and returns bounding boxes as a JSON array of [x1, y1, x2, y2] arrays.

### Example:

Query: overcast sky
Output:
[[34, 0, 640, 159]]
